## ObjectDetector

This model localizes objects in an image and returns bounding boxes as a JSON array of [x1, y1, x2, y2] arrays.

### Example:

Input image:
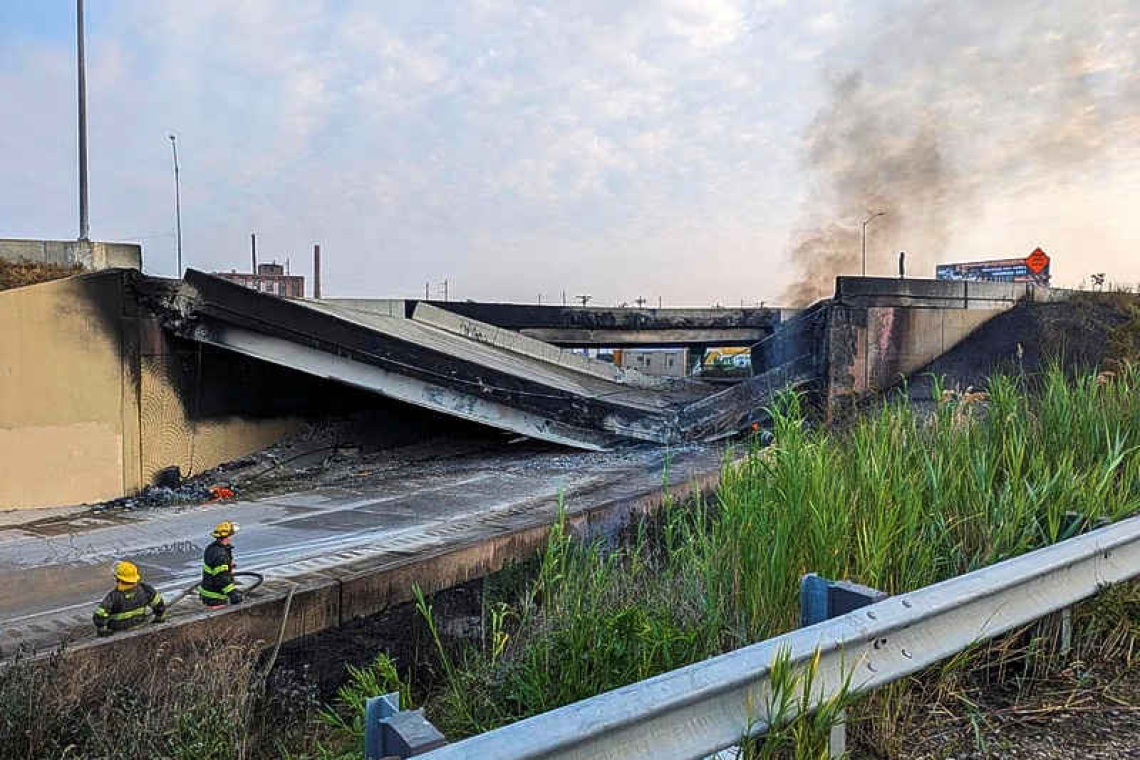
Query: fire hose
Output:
[[163, 570, 265, 609], [158, 570, 294, 675]]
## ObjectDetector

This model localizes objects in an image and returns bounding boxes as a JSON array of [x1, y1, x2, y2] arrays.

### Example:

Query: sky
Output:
[[1, 1, 1138, 305]]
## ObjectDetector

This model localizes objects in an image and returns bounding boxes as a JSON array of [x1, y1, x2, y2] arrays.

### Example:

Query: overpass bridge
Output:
[[348, 300, 788, 348]]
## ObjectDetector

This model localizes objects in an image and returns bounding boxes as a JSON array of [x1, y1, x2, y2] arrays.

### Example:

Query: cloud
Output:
[[1, 0, 1138, 306], [782, 0, 1140, 303]]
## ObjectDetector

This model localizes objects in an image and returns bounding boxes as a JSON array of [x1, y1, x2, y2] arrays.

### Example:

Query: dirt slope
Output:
[[908, 298, 1136, 397]]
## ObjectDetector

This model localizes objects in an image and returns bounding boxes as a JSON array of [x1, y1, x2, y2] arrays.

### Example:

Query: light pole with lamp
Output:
[[861, 211, 886, 277], [76, 0, 89, 240], [169, 134, 183, 275]]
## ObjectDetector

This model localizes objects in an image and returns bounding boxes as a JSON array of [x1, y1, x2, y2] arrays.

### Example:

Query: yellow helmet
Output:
[[212, 521, 239, 539], [113, 560, 140, 584]]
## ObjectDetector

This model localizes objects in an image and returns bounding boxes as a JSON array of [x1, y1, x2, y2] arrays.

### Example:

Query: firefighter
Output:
[[201, 521, 244, 608], [92, 561, 165, 636]]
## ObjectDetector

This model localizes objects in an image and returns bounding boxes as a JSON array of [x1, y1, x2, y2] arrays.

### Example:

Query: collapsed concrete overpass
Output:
[[0, 267, 1081, 511], [6, 267, 1123, 668], [174, 270, 728, 450]]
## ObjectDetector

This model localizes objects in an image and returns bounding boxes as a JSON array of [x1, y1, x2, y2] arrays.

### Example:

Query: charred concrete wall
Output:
[[823, 278, 1069, 412], [135, 328, 306, 486], [751, 300, 831, 376], [751, 279, 1028, 420], [0, 270, 374, 509], [826, 304, 1002, 415], [0, 273, 137, 508], [834, 276, 1072, 310]]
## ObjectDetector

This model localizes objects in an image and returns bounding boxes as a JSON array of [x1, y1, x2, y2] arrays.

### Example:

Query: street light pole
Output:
[[861, 211, 886, 276], [76, 0, 89, 240], [169, 135, 182, 275]]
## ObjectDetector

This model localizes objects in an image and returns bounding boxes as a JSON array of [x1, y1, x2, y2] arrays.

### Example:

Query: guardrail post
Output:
[[800, 574, 888, 758], [364, 692, 447, 759], [364, 692, 401, 760], [1056, 513, 1109, 658]]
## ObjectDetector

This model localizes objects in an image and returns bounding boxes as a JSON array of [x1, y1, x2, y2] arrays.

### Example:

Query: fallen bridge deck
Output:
[[174, 271, 727, 449]]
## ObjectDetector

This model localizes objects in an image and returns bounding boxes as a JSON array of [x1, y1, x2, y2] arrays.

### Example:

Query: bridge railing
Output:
[[408, 513, 1140, 760]]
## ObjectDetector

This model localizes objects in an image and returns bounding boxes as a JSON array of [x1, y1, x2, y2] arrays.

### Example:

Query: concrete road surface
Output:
[[0, 442, 723, 655]]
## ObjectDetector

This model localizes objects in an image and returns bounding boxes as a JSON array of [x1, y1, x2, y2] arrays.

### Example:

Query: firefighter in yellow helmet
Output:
[[200, 521, 243, 608], [92, 561, 166, 637]]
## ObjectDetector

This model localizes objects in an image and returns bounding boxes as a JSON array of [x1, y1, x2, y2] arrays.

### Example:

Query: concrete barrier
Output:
[[0, 238, 141, 271], [410, 302, 670, 389]]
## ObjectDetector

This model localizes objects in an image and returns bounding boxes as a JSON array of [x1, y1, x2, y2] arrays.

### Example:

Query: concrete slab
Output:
[[180, 271, 715, 448], [410, 302, 674, 390]]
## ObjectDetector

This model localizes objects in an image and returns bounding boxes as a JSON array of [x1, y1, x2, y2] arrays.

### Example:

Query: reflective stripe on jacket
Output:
[[200, 540, 237, 603], [93, 582, 165, 632]]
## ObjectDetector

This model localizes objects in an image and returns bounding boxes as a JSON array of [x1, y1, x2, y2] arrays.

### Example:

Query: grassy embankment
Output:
[[320, 363, 1140, 757], [3, 364, 1139, 759]]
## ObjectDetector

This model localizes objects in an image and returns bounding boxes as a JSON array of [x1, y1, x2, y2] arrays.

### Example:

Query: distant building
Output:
[[613, 348, 690, 377], [214, 262, 305, 298]]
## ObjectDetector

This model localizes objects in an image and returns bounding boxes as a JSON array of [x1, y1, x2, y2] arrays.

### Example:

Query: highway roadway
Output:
[[0, 442, 724, 656]]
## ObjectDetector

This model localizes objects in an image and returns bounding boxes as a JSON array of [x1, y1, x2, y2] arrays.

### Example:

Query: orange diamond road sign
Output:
[[1025, 247, 1050, 274]]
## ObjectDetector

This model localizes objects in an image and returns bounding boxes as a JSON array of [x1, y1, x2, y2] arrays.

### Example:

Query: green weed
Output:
[[409, 364, 1140, 754]]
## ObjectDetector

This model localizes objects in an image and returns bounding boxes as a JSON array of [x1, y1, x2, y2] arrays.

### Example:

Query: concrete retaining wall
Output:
[[0, 274, 136, 507], [826, 304, 1003, 415], [0, 271, 304, 509], [0, 238, 141, 271]]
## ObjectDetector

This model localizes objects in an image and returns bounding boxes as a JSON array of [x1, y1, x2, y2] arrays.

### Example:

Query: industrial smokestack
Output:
[[251, 233, 257, 273], [313, 243, 321, 299]]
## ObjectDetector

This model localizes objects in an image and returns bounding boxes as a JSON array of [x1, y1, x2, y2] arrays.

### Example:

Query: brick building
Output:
[[214, 262, 304, 298]]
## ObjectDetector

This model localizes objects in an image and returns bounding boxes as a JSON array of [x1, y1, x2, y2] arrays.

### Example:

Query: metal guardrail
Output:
[[418, 513, 1140, 760]]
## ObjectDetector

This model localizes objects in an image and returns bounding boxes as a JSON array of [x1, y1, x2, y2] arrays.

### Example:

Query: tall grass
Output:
[[0, 639, 272, 760], [407, 364, 1140, 751], [11, 365, 1136, 759], [0, 636, 341, 760]]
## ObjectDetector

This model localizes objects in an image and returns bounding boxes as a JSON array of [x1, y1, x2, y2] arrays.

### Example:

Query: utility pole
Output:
[[169, 135, 182, 275], [425, 282, 430, 299], [76, 0, 89, 240], [576, 295, 592, 307], [561, 290, 566, 306], [250, 233, 257, 272], [861, 211, 886, 277], [313, 244, 321, 298], [635, 297, 647, 308]]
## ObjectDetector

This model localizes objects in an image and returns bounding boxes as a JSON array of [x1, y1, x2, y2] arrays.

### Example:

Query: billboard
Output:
[[936, 248, 1051, 285]]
